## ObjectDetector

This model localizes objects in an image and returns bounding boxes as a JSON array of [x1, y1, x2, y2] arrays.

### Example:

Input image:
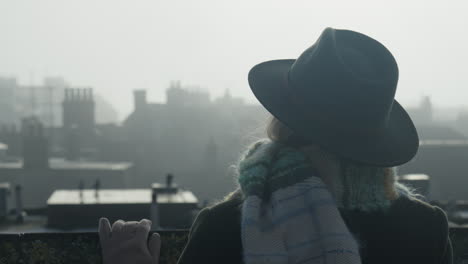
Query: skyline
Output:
[[1, 77, 464, 124], [1, 0, 468, 118]]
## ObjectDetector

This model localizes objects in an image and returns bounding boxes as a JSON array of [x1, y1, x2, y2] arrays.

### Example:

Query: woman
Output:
[[99, 28, 452, 264]]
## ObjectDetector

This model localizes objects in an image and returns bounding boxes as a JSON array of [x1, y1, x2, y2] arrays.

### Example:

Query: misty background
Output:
[[1, 0, 468, 235], [1, 0, 468, 119]]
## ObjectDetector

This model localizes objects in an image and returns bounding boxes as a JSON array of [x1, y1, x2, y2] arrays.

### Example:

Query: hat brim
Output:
[[248, 59, 419, 166]]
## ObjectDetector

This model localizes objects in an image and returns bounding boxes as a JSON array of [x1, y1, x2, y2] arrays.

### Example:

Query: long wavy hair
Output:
[[222, 116, 419, 211]]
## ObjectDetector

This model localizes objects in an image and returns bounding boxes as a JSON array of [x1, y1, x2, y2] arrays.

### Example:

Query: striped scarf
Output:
[[237, 139, 362, 264]]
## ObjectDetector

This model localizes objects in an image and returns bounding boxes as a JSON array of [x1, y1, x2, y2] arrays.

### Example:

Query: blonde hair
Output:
[[267, 116, 294, 143], [266, 116, 399, 203], [218, 116, 419, 211]]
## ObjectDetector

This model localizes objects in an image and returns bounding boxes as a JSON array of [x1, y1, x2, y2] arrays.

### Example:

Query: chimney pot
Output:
[[166, 173, 174, 187], [133, 90, 147, 111]]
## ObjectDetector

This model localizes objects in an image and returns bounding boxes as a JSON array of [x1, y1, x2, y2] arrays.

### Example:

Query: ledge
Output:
[[0, 230, 188, 264], [0, 228, 468, 264]]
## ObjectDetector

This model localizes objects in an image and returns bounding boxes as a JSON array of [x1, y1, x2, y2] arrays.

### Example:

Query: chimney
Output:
[[133, 90, 147, 112], [62, 87, 96, 159], [166, 173, 174, 188], [21, 117, 49, 169]]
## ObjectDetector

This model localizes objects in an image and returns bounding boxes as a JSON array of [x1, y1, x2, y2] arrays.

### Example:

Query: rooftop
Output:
[[0, 228, 467, 264], [0, 142, 7, 150], [0, 182, 10, 189], [152, 182, 178, 193], [47, 189, 198, 205], [0, 158, 133, 171]]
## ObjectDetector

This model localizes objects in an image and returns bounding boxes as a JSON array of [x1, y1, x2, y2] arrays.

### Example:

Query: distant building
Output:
[[456, 110, 468, 137], [0, 182, 10, 220], [166, 81, 211, 107], [62, 88, 97, 159], [399, 141, 468, 201], [0, 143, 7, 160], [416, 125, 467, 141], [47, 180, 198, 229], [0, 76, 119, 127], [400, 97, 468, 202], [407, 96, 433, 126], [63, 88, 95, 134], [0, 125, 20, 157], [21, 116, 49, 169], [0, 158, 134, 209], [123, 83, 269, 201], [0, 118, 134, 209], [0, 78, 17, 124], [0, 77, 121, 164], [405, 96, 468, 142]]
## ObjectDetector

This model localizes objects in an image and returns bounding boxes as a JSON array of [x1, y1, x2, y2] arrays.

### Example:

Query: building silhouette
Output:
[[123, 83, 269, 201], [62, 88, 97, 159], [0, 78, 17, 125], [0, 117, 134, 209], [21, 117, 49, 169], [0, 124, 21, 157], [47, 176, 198, 229]]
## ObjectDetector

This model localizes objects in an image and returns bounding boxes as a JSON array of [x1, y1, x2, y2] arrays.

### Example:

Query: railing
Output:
[[0, 228, 467, 264]]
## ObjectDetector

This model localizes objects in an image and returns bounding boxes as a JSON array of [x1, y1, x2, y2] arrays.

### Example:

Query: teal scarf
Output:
[[237, 139, 412, 212]]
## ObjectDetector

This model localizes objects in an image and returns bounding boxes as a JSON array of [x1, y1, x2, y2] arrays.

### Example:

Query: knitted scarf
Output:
[[237, 139, 388, 264]]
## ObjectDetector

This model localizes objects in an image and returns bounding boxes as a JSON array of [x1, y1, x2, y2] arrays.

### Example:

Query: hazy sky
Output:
[[1, 0, 467, 119]]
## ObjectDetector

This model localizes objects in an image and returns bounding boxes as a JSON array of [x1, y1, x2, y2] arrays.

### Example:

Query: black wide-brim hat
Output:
[[249, 27, 419, 166]]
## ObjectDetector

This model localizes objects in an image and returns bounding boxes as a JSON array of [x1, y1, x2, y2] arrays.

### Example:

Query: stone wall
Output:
[[0, 231, 187, 264], [1, 228, 468, 264]]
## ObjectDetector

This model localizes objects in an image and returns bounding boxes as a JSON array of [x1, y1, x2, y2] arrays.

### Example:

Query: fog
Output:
[[1, 0, 468, 119], [2, 0, 468, 239]]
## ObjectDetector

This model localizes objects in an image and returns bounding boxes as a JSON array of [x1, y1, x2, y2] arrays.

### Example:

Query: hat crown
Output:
[[288, 28, 399, 129], [247, 27, 418, 166]]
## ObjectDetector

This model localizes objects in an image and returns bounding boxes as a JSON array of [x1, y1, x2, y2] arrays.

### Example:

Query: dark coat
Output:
[[177, 192, 452, 264]]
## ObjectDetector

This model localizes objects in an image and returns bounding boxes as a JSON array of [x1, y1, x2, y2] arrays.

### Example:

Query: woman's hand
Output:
[[99, 218, 161, 264]]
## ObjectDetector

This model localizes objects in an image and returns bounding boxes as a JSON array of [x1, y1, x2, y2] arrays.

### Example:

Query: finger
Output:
[[122, 221, 139, 233], [148, 233, 161, 263], [98, 218, 111, 245], [135, 219, 152, 241], [111, 220, 125, 238]]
